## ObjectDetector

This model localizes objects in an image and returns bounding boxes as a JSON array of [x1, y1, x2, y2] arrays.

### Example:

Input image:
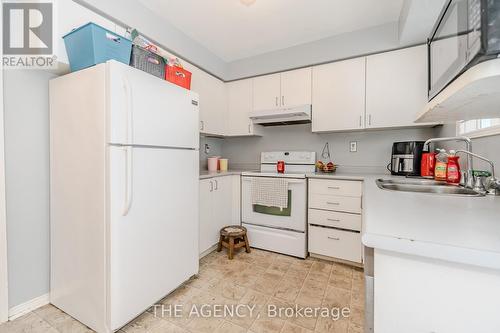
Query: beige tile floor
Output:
[[0, 248, 364, 333]]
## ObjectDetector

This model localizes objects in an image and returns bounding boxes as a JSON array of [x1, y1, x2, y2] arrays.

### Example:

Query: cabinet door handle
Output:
[[275, 97, 278, 107], [214, 179, 218, 190], [368, 114, 372, 126], [327, 218, 340, 222], [328, 236, 340, 241], [327, 202, 340, 205], [209, 181, 213, 192], [328, 186, 340, 190], [281, 96, 284, 106], [248, 124, 251, 134], [200, 121, 204, 130], [359, 115, 362, 127]]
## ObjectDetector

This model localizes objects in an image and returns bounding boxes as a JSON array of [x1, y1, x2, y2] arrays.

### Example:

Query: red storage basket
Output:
[[165, 65, 191, 90]]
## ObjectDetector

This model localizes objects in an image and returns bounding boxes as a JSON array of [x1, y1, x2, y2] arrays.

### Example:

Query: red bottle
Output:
[[277, 161, 285, 173], [421, 152, 436, 177], [446, 151, 461, 184]]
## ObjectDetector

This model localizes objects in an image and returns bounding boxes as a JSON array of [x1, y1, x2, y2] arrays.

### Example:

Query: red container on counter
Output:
[[421, 152, 436, 177], [446, 153, 461, 184], [165, 65, 192, 90], [277, 161, 285, 174]]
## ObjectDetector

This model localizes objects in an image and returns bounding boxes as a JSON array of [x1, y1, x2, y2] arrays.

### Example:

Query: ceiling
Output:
[[137, 0, 406, 62]]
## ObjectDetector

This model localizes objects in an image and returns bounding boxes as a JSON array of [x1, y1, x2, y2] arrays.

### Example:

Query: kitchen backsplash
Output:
[[199, 137, 224, 169], [201, 124, 499, 174], [202, 124, 437, 173]]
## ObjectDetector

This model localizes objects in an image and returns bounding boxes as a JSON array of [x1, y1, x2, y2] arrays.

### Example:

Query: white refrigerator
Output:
[[50, 60, 199, 333]]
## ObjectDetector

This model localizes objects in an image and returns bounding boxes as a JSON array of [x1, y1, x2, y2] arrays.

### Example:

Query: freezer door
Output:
[[108, 146, 199, 330], [108, 60, 199, 149]]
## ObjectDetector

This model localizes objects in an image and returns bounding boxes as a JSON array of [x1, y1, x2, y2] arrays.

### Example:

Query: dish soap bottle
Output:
[[434, 149, 448, 181], [446, 150, 461, 184]]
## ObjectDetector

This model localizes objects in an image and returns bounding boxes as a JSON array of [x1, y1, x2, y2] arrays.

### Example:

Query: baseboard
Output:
[[310, 253, 364, 268], [8, 293, 49, 321], [199, 244, 218, 259]]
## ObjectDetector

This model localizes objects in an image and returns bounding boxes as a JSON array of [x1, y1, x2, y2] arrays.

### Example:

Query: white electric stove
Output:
[[241, 151, 316, 258]]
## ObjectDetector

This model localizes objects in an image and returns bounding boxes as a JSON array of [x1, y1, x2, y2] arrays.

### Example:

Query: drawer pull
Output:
[[327, 218, 340, 222], [327, 202, 340, 205], [327, 236, 340, 241], [328, 186, 340, 190]]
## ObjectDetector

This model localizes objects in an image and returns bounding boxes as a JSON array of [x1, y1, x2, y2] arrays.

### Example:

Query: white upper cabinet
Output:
[[312, 58, 366, 132], [365, 45, 429, 129], [252, 73, 281, 111], [281, 67, 312, 108], [191, 68, 227, 136], [226, 79, 262, 136], [253, 68, 312, 111], [212, 79, 228, 135]]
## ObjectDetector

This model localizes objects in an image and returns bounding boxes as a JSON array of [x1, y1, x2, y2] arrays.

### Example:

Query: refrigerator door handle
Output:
[[122, 146, 133, 216], [123, 76, 133, 144]]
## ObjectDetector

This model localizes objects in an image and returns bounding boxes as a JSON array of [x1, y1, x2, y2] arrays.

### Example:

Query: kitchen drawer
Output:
[[308, 225, 362, 263], [308, 209, 361, 231], [309, 194, 362, 214], [309, 179, 362, 197]]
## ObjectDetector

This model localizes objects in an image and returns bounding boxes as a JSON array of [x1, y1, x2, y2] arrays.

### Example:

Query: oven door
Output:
[[429, 0, 482, 99], [241, 176, 307, 232]]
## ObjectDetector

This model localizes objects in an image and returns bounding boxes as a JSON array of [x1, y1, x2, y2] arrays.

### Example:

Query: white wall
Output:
[[72, 2, 432, 82], [76, 0, 228, 79], [0, 3, 8, 321], [3, 70, 55, 308], [227, 22, 411, 80]]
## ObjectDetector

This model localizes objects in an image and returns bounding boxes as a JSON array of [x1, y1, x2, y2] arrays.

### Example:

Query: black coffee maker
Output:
[[389, 141, 425, 176]]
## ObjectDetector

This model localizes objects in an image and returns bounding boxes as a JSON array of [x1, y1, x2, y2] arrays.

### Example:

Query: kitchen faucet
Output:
[[424, 136, 474, 189], [455, 150, 500, 196]]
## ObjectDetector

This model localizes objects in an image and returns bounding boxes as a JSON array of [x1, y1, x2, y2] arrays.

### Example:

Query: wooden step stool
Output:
[[217, 225, 250, 260]]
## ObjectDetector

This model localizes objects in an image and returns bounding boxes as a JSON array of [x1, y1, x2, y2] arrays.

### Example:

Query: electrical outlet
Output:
[[204, 143, 211, 154], [350, 141, 357, 152]]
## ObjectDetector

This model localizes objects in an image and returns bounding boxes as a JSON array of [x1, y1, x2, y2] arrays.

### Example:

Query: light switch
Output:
[[350, 141, 357, 152]]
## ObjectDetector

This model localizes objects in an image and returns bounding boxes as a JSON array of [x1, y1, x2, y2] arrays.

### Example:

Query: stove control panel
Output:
[[261, 151, 316, 165]]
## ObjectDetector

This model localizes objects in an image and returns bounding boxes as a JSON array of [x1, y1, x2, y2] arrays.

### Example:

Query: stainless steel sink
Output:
[[379, 178, 447, 186], [376, 178, 484, 197]]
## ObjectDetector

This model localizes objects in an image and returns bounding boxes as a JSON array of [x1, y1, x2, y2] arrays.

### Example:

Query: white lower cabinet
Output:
[[308, 178, 363, 264], [199, 176, 240, 256], [309, 226, 362, 263], [308, 209, 362, 231], [374, 249, 500, 332], [309, 194, 362, 214]]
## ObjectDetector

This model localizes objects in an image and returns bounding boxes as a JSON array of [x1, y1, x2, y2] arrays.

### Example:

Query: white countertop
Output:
[[307, 172, 500, 270], [199, 170, 253, 180]]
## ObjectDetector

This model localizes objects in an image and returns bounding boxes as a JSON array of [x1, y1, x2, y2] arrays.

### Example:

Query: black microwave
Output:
[[428, 0, 500, 100]]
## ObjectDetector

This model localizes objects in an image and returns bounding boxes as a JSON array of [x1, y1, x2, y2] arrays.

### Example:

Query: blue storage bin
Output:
[[63, 22, 132, 72]]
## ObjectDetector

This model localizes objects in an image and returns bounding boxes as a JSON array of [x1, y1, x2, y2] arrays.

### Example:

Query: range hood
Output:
[[249, 105, 311, 126], [416, 59, 500, 123]]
